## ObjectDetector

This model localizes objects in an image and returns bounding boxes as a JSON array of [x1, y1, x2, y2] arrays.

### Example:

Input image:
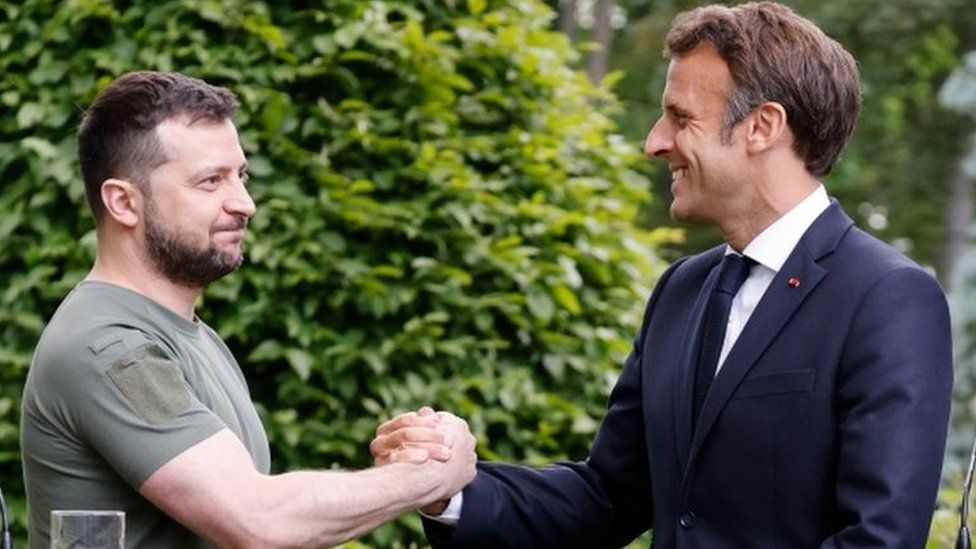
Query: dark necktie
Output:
[[693, 254, 755, 425]]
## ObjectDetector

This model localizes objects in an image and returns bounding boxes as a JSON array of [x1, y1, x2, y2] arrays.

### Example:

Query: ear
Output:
[[100, 178, 143, 229], [745, 101, 788, 155]]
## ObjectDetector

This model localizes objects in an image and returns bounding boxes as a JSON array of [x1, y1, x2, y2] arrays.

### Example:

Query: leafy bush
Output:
[[0, 0, 666, 545]]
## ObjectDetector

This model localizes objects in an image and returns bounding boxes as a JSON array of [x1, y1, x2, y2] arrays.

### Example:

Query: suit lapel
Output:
[[678, 201, 853, 491]]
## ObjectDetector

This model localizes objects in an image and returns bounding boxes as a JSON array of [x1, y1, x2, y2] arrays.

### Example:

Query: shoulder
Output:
[[31, 284, 171, 387], [803, 226, 948, 337], [656, 244, 725, 292], [800, 202, 933, 283], [831, 226, 941, 293], [633, 245, 723, 331]]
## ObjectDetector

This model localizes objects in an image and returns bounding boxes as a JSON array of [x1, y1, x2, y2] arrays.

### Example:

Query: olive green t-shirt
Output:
[[21, 281, 271, 548]]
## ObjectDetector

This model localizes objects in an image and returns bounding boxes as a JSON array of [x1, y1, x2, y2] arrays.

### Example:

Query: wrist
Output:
[[421, 499, 449, 516]]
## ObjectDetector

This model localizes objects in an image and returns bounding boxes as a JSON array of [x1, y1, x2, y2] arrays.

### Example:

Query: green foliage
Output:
[[802, 0, 971, 269], [942, 46, 976, 518], [0, 0, 665, 545], [927, 486, 962, 549], [949, 223, 976, 468]]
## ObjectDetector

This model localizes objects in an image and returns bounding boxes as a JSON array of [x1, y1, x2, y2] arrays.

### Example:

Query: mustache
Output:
[[213, 218, 248, 232]]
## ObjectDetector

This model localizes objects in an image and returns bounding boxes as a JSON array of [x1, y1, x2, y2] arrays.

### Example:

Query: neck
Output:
[[719, 163, 820, 252], [88, 240, 202, 321]]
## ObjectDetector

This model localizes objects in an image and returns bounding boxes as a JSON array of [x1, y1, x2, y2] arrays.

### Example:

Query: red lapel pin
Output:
[[788, 277, 800, 288]]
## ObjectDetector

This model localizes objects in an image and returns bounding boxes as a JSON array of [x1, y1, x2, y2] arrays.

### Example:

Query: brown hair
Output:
[[77, 71, 239, 223], [665, 2, 861, 177]]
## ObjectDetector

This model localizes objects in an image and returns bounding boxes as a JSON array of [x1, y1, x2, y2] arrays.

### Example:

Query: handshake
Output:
[[370, 406, 478, 516]]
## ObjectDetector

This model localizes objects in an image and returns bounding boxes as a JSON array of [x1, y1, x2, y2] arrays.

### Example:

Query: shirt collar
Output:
[[726, 185, 830, 273]]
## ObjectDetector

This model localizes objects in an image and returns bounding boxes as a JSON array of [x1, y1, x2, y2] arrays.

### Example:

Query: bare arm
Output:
[[140, 419, 475, 549]]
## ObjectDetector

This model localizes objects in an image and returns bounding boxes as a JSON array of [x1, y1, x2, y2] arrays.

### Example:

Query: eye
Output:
[[198, 175, 221, 189], [239, 171, 250, 184]]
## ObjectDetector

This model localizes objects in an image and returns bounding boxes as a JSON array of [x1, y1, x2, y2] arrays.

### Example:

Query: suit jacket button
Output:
[[679, 510, 696, 528]]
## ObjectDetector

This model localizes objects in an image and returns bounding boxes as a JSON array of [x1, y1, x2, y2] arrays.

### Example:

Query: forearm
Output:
[[142, 430, 471, 549], [245, 462, 445, 548]]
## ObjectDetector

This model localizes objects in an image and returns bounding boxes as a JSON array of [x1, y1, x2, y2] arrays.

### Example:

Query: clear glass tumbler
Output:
[[50, 510, 124, 549]]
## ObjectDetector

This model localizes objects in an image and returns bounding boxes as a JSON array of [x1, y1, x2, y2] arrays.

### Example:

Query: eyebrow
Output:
[[663, 103, 691, 118], [189, 161, 249, 182]]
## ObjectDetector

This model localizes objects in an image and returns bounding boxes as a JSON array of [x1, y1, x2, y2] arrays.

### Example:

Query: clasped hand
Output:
[[370, 406, 476, 515]]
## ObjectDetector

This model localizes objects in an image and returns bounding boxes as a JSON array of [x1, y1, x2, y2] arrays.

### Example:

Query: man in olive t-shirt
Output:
[[20, 71, 477, 548], [22, 281, 270, 547]]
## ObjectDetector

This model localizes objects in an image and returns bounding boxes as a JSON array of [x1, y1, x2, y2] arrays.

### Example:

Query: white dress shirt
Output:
[[718, 184, 830, 374], [428, 185, 831, 525]]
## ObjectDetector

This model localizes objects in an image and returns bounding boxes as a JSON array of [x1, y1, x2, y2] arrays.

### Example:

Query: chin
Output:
[[669, 202, 692, 223], [669, 203, 710, 226], [216, 241, 244, 257], [223, 251, 244, 267]]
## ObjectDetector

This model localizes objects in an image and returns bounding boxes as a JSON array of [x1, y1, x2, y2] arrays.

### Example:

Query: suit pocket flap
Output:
[[734, 369, 816, 399]]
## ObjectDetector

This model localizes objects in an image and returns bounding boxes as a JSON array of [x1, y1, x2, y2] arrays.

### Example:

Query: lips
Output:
[[213, 219, 248, 234], [212, 223, 247, 243]]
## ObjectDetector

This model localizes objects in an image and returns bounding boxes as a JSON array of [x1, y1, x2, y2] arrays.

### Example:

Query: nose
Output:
[[644, 116, 673, 159], [225, 176, 257, 218]]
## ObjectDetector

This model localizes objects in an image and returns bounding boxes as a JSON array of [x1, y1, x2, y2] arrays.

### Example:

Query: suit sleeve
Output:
[[821, 267, 952, 548], [424, 261, 688, 548]]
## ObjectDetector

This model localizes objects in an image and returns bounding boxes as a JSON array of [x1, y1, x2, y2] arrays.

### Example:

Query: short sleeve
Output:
[[43, 329, 225, 488]]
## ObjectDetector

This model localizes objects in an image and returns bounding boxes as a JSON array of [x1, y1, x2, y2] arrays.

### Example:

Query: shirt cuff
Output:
[[419, 491, 463, 525]]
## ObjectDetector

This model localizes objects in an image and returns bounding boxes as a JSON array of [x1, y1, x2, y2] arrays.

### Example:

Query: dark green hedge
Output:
[[0, 0, 666, 545]]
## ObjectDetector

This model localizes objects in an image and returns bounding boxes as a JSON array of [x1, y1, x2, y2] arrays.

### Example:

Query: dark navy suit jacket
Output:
[[425, 202, 953, 548]]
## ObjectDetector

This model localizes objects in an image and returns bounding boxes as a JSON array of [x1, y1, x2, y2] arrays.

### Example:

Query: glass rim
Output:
[[50, 510, 125, 517]]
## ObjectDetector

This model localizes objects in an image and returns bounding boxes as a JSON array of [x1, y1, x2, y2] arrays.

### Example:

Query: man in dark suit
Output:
[[371, 2, 953, 547]]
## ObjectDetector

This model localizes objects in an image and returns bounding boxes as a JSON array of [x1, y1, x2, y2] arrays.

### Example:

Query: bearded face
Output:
[[143, 192, 246, 288]]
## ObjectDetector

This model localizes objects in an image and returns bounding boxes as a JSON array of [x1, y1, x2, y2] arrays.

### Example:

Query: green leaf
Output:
[[526, 287, 555, 322], [16, 104, 45, 129], [551, 284, 581, 315], [284, 349, 313, 381]]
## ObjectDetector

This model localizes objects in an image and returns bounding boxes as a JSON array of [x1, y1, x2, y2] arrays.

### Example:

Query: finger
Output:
[[448, 430, 477, 458], [435, 411, 455, 422], [372, 427, 446, 459], [393, 447, 430, 464], [435, 423, 456, 448], [395, 441, 451, 462], [417, 406, 436, 417], [437, 416, 474, 444], [376, 412, 418, 436], [376, 411, 440, 435], [396, 426, 447, 445], [422, 442, 451, 462], [382, 411, 444, 435], [370, 434, 394, 459], [371, 432, 421, 459], [373, 447, 427, 467]]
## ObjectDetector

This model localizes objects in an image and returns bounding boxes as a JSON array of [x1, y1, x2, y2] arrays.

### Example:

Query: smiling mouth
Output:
[[671, 167, 688, 181]]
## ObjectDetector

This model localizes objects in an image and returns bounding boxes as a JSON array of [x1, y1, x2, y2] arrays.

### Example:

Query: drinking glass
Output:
[[50, 510, 124, 549]]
